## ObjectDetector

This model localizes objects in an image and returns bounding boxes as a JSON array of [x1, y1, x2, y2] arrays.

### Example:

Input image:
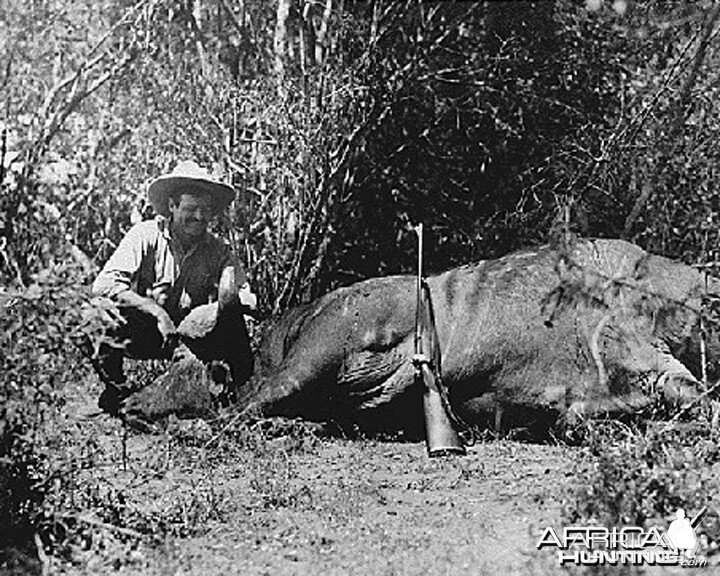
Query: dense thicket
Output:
[[2, 0, 719, 305], [330, 0, 720, 280]]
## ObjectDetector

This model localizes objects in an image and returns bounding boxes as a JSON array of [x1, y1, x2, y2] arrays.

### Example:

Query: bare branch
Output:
[[623, 4, 720, 238], [274, 0, 292, 81], [39, 55, 132, 153], [315, 0, 332, 65], [38, 52, 106, 121]]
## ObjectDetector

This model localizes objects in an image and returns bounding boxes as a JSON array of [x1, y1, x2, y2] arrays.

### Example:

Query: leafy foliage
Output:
[[3, 0, 719, 295], [0, 257, 93, 568], [568, 420, 720, 554]]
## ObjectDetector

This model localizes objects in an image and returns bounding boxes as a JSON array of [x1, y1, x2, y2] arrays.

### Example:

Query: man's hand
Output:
[[115, 290, 178, 350], [155, 308, 178, 349]]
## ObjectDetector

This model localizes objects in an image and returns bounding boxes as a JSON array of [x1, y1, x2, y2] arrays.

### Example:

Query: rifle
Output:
[[413, 223, 465, 457], [690, 506, 708, 529]]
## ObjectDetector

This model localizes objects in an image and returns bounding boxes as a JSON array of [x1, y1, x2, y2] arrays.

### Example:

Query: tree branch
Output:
[[274, 0, 292, 81], [314, 0, 332, 65], [623, 5, 720, 238]]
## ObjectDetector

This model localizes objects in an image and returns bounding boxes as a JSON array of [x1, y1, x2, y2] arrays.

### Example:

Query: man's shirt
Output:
[[93, 217, 247, 323]]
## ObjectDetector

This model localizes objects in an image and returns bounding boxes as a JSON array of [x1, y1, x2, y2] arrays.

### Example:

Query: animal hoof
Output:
[[120, 408, 165, 434], [98, 384, 133, 417]]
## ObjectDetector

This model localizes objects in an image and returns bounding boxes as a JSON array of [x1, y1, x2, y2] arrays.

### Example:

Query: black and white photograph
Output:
[[1, 0, 720, 573]]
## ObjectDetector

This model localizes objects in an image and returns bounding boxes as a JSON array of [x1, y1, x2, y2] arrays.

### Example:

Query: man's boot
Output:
[[98, 383, 133, 416], [90, 347, 131, 415]]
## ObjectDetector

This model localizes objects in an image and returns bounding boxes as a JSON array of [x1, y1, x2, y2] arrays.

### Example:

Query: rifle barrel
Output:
[[414, 223, 423, 357]]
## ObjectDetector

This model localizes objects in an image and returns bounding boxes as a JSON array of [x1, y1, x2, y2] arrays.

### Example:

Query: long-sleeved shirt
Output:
[[93, 217, 247, 323]]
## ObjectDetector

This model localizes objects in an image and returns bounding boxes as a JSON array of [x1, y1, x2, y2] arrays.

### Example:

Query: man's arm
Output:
[[93, 222, 177, 345], [92, 222, 148, 298], [113, 290, 177, 346]]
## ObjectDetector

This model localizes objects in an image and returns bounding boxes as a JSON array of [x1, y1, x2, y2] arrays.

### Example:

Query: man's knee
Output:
[[80, 297, 167, 360]]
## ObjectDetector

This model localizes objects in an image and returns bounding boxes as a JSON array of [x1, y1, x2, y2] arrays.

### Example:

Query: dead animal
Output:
[[238, 238, 719, 436]]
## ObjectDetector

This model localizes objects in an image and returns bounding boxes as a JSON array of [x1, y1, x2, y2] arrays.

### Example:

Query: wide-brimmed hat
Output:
[[148, 160, 235, 217]]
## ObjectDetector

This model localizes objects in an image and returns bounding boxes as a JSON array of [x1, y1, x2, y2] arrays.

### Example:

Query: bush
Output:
[[0, 255, 93, 571], [567, 419, 720, 556]]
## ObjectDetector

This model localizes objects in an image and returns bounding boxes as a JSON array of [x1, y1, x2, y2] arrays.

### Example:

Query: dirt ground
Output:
[[41, 378, 714, 576], [131, 441, 569, 576]]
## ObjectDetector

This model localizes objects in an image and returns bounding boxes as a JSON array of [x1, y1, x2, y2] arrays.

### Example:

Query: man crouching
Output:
[[86, 160, 255, 417]]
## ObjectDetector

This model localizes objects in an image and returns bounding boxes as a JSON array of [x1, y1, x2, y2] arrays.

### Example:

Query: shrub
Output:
[[567, 419, 720, 555], [0, 255, 94, 571]]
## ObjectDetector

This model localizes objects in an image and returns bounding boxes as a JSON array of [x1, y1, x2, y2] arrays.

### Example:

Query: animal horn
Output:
[[218, 265, 240, 313]]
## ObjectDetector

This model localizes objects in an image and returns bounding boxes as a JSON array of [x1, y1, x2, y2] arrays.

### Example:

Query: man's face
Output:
[[168, 192, 216, 242]]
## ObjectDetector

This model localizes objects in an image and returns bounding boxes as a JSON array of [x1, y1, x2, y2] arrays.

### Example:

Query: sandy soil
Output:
[[45, 379, 715, 576], [132, 441, 572, 576], [44, 376, 578, 576]]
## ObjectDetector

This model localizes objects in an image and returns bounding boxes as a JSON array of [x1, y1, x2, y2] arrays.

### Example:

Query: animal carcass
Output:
[[241, 238, 719, 434]]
